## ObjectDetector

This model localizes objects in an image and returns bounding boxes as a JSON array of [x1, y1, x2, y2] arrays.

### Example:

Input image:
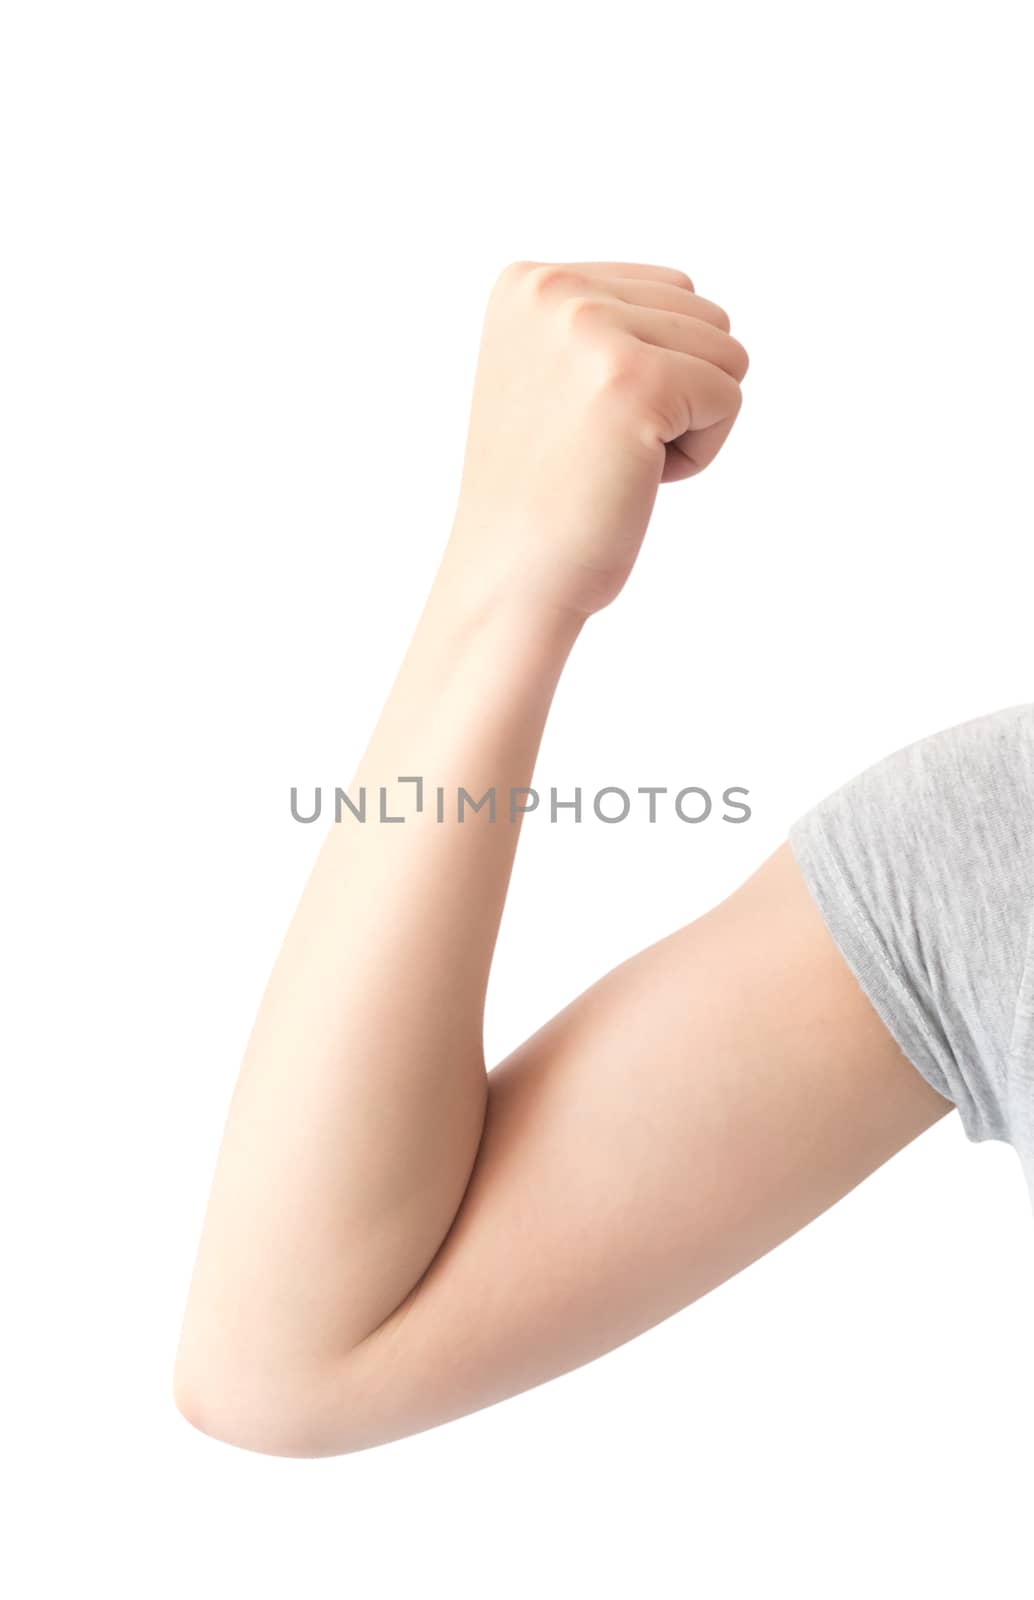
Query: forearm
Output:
[[174, 536, 585, 1396]]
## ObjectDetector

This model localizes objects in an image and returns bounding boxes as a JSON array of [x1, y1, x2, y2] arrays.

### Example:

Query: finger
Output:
[[609, 301, 749, 381], [554, 260, 696, 293], [602, 276, 733, 334], [661, 411, 741, 480], [641, 345, 743, 440]]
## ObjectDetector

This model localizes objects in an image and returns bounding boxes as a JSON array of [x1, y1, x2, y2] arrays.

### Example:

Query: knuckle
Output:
[[493, 259, 539, 295], [595, 336, 653, 397], [709, 302, 732, 333], [489, 260, 532, 305], [560, 293, 604, 331], [525, 262, 581, 300]]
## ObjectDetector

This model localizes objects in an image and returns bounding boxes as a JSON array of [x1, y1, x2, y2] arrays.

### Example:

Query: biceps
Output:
[[298, 840, 952, 1456]]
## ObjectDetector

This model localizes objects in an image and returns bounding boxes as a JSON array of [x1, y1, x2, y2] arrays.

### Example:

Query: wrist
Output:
[[428, 526, 589, 660]]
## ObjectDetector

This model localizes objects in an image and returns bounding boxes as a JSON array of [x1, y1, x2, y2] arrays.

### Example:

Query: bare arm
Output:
[[172, 260, 953, 1456], [174, 568, 583, 1377]]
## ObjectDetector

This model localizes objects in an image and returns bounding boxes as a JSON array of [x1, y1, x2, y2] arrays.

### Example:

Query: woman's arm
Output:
[[172, 260, 953, 1457], [174, 570, 584, 1382]]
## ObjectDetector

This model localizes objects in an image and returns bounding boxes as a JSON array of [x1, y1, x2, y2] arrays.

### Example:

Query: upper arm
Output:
[[187, 840, 952, 1457]]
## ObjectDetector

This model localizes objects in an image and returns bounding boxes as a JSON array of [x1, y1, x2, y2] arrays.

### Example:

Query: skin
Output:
[[172, 259, 954, 1457]]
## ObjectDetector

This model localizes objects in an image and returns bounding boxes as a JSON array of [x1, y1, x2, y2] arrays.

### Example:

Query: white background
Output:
[[3, 2, 1033, 1595]]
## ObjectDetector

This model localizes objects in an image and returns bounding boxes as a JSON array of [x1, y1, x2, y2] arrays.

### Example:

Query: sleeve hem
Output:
[[787, 816, 997, 1146]]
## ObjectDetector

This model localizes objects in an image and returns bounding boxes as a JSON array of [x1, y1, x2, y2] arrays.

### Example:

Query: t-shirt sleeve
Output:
[[787, 702, 1034, 1149]]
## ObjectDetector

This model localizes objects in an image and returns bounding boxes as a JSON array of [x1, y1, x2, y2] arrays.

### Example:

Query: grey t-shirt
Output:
[[787, 701, 1034, 1215]]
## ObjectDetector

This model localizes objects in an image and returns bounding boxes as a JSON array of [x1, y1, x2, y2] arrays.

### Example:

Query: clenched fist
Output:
[[442, 259, 749, 620]]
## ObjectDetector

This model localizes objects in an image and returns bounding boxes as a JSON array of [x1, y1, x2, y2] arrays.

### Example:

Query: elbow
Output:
[[172, 1358, 354, 1460]]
